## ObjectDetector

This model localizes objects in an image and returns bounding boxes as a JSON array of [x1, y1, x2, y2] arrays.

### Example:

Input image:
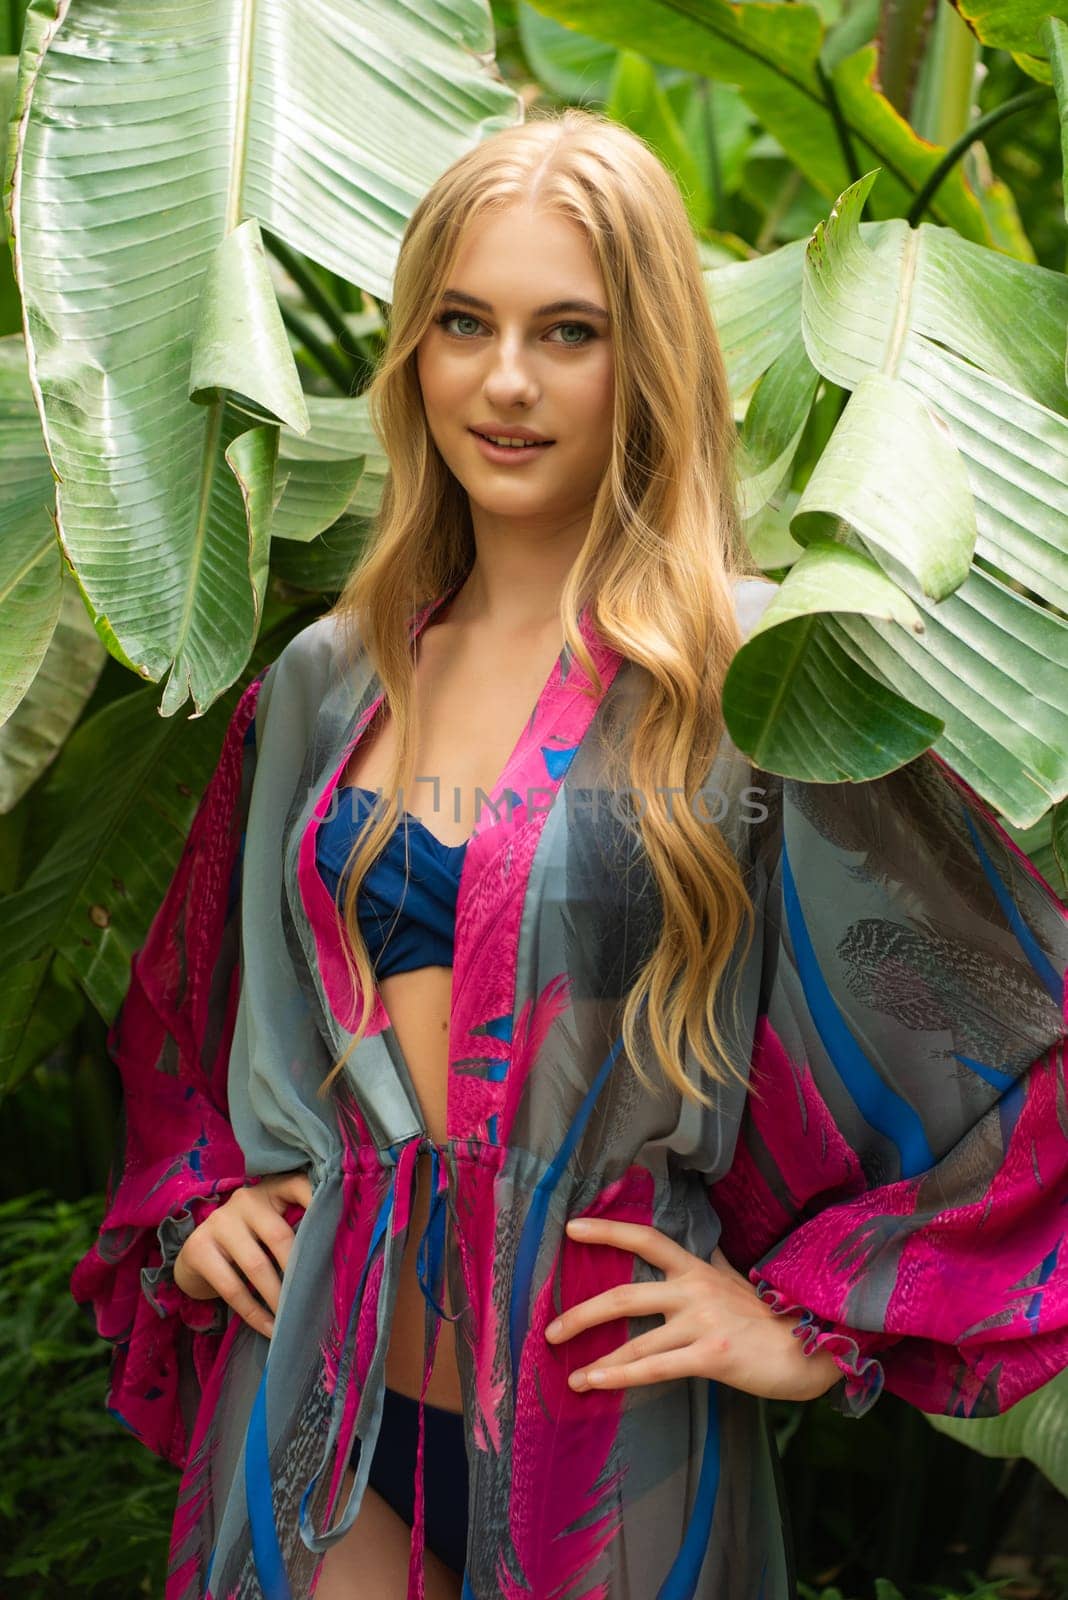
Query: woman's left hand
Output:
[[545, 1217, 841, 1404]]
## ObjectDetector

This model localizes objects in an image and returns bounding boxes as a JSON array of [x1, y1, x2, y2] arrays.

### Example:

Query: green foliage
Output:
[[520, 0, 1032, 247], [798, 1582, 1013, 1599], [0, 1192, 174, 1598]]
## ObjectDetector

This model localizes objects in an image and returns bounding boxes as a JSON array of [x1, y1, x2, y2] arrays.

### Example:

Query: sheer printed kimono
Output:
[[72, 577, 1068, 1600]]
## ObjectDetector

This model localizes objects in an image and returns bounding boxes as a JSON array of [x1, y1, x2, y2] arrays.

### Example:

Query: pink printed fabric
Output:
[[710, 749, 1068, 1421], [70, 579, 1068, 1599], [70, 676, 264, 1466]]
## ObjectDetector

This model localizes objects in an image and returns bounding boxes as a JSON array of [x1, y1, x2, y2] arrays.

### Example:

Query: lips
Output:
[[470, 429, 554, 448]]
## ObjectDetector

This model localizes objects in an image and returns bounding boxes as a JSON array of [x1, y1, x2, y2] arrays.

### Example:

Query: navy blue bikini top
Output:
[[315, 785, 467, 977]]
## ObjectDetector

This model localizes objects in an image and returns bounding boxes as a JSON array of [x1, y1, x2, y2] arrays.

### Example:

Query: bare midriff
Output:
[[336, 600, 567, 1418], [375, 963, 465, 1414]]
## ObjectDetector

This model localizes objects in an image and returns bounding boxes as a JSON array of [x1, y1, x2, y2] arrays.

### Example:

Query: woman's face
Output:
[[416, 204, 615, 537]]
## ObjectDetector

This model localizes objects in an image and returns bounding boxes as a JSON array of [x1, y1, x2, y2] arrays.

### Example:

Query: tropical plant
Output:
[[0, 1192, 174, 1597], [1, 0, 1067, 1592], [0, 0, 525, 1093]]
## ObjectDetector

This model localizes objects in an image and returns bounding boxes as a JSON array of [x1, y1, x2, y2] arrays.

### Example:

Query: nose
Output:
[[482, 328, 539, 410]]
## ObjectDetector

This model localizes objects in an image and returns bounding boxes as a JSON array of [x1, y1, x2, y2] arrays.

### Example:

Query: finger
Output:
[[569, 1345, 698, 1391], [232, 1239, 285, 1315], [267, 1171, 314, 1210], [568, 1321, 686, 1379], [240, 1197, 300, 1274], [260, 1216, 298, 1276], [220, 1197, 298, 1288], [565, 1217, 692, 1273], [198, 1243, 276, 1338], [545, 1279, 677, 1344], [173, 1250, 221, 1301]]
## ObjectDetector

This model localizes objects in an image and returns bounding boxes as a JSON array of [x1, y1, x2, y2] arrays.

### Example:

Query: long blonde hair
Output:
[[322, 106, 761, 1110]]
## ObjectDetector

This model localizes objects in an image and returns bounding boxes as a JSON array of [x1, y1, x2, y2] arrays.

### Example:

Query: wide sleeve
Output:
[[707, 749, 1068, 1421], [69, 669, 269, 1467]]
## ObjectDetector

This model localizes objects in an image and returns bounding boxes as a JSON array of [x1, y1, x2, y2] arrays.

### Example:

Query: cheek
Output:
[[575, 356, 614, 447], [416, 342, 466, 421], [416, 343, 443, 409]]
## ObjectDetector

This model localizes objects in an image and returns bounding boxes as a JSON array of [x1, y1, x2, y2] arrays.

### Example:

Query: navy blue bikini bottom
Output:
[[352, 1385, 470, 1576]]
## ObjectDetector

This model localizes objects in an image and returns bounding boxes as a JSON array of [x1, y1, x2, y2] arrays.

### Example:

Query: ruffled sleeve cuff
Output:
[[752, 1278, 886, 1418], [141, 1198, 230, 1334]]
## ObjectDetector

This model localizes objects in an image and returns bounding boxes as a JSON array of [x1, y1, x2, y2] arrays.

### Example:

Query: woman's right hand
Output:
[[173, 1170, 314, 1338]]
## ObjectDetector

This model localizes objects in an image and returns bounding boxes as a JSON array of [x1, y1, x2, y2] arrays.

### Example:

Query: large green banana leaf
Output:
[[523, 0, 1030, 255], [0, 334, 64, 729], [0, 576, 105, 813], [0, 333, 106, 809], [0, 613, 309, 1086], [1050, 18, 1068, 227], [0, 389, 377, 1078], [712, 170, 1068, 829], [954, 0, 1064, 83], [8, 0, 520, 715], [0, 324, 107, 806], [0, 55, 19, 336], [245, 390, 381, 589]]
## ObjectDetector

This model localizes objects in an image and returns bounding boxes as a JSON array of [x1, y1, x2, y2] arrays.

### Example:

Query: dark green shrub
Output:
[[0, 1192, 174, 1598]]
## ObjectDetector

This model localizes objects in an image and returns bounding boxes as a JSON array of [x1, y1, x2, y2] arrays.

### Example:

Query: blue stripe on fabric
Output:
[[246, 1368, 292, 1600], [106, 1405, 141, 1438], [953, 1052, 1016, 1092], [1025, 1239, 1061, 1330], [543, 743, 580, 780], [297, 1178, 395, 1538], [656, 1381, 721, 1599], [961, 807, 1062, 1006], [415, 1146, 452, 1321], [998, 1076, 1027, 1149], [509, 1032, 627, 1380], [781, 837, 935, 1178]]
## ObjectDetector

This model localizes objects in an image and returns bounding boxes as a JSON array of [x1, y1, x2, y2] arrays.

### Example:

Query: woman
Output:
[[73, 108, 1068, 1600]]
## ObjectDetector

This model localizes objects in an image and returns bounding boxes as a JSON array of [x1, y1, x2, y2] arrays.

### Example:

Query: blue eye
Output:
[[436, 312, 481, 337], [434, 312, 595, 347], [553, 322, 595, 346]]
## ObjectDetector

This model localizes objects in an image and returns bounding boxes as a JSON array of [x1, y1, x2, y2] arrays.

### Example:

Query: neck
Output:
[[450, 512, 590, 633]]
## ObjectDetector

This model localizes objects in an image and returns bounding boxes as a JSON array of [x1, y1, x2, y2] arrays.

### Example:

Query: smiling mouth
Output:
[[470, 430, 555, 449]]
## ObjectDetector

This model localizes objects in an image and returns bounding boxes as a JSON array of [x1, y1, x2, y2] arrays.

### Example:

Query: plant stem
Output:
[[906, 87, 1049, 225], [265, 231, 365, 380], [879, 0, 939, 119], [816, 61, 862, 188], [278, 301, 354, 393], [699, 78, 725, 232], [909, 0, 977, 147], [755, 168, 804, 252]]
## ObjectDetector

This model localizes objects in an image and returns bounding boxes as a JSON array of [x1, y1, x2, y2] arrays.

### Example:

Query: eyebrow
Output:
[[440, 289, 610, 321]]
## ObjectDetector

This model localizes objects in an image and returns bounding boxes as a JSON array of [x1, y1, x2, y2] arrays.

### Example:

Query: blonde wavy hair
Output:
[[320, 105, 762, 1110]]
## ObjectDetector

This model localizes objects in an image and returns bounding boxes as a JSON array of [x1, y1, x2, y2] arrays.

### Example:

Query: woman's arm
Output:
[[709, 750, 1068, 1419]]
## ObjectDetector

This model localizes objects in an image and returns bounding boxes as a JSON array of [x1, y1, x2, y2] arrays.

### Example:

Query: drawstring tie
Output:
[[297, 1136, 461, 1598]]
